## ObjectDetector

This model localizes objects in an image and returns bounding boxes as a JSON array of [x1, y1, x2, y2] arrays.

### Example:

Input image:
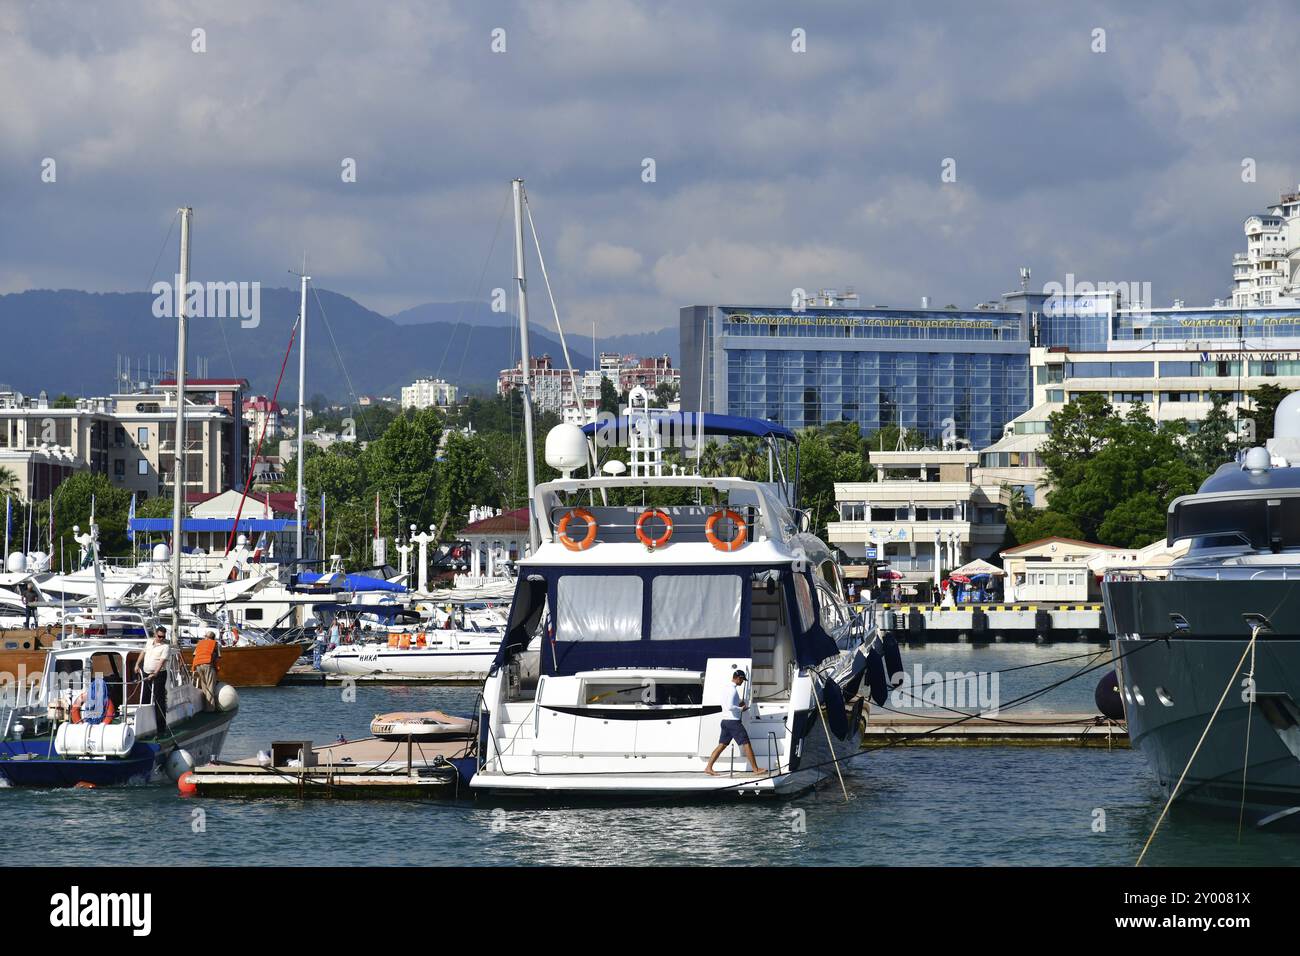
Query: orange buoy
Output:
[[635, 509, 674, 549], [74, 781, 97, 790], [705, 509, 748, 552], [177, 771, 198, 797], [556, 508, 598, 551]]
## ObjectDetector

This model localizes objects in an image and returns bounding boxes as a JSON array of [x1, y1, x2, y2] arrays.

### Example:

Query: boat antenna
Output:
[[169, 206, 192, 646], [293, 255, 310, 565], [695, 320, 706, 475], [512, 180, 540, 552], [523, 195, 584, 424]]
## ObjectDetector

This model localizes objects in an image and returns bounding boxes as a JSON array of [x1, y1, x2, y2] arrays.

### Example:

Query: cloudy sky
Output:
[[3, 0, 1299, 335]]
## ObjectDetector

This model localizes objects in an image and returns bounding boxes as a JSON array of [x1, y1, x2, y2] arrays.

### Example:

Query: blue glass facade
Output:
[[681, 305, 1031, 450], [1113, 308, 1300, 343]]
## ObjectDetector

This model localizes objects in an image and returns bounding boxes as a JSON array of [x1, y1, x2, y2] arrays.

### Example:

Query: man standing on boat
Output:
[[136, 626, 172, 737], [192, 631, 220, 710], [705, 669, 767, 776]]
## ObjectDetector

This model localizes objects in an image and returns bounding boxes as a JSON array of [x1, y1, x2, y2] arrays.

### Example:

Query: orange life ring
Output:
[[70, 694, 116, 725], [705, 509, 748, 552], [556, 508, 598, 551], [635, 509, 674, 549]]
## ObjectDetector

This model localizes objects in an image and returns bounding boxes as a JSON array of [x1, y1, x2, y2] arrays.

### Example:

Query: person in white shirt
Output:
[[136, 627, 173, 736], [705, 669, 766, 776]]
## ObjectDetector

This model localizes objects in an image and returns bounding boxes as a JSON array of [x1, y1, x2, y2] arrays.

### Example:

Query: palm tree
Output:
[[0, 467, 18, 498], [698, 440, 725, 477]]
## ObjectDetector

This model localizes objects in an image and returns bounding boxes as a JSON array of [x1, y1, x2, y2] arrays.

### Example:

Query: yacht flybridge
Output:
[[471, 407, 883, 798]]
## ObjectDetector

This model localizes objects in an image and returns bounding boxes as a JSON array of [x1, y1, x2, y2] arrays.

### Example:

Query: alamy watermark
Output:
[[1042, 273, 1151, 316], [889, 664, 1000, 715], [151, 274, 261, 328]]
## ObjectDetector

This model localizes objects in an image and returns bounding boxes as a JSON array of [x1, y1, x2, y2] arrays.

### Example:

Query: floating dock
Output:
[[280, 665, 481, 686], [862, 710, 1127, 747], [874, 604, 1107, 642], [187, 736, 478, 798]]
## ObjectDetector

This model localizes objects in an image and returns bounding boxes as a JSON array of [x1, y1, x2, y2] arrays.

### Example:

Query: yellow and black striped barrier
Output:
[[859, 603, 1102, 612]]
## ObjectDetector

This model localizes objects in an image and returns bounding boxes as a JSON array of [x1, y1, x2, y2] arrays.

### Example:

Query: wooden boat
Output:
[[180, 641, 306, 688], [0, 630, 305, 688]]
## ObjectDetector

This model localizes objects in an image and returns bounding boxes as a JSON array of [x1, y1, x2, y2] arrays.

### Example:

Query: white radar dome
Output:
[[545, 423, 589, 476], [152, 543, 171, 563], [5, 553, 27, 573], [1273, 391, 1300, 440]]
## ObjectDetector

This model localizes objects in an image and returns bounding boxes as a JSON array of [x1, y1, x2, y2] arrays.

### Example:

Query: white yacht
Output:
[[471, 410, 881, 798], [316, 601, 506, 680]]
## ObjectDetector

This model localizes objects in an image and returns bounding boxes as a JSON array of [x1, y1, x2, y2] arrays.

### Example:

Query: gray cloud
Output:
[[3, 0, 1299, 334]]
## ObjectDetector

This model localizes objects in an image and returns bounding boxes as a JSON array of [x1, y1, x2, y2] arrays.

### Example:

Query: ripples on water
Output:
[[4, 643, 1299, 866]]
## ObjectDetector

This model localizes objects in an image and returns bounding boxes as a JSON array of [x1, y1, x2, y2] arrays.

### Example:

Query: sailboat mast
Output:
[[170, 206, 192, 645], [512, 179, 539, 551], [296, 268, 310, 563]]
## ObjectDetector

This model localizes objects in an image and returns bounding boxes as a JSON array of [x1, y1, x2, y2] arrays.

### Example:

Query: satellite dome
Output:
[[5, 553, 27, 573], [1274, 391, 1300, 440], [152, 543, 171, 562], [545, 423, 588, 476]]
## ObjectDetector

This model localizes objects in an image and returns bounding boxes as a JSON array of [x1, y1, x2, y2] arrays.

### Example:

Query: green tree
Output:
[[1187, 393, 1240, 472], [437, 432, 499, 537], [49, 472, 133, 557], [0, 467, 18, 497], [1044, 403, 1201, 545], [51, 394, 77, 409], [1245, 383, 1291, 444], [364, 409, 442, 529], [134, 494, 174, 519], [598, 377, 620, 416], [1006, 509, 1085, 548], [653, 380, 679, 406]]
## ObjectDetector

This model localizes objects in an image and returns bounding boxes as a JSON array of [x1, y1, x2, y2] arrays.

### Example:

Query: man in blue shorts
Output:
[[705, 669, 766, 775]]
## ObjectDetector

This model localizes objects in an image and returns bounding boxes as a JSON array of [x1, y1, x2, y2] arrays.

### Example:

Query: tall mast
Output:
[[512, 179, 539, 551], [170, 206, 192, 644], [296, 266, 310, 563]]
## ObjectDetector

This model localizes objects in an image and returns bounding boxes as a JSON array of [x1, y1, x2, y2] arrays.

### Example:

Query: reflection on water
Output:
[[3, 645, 1300, 866]]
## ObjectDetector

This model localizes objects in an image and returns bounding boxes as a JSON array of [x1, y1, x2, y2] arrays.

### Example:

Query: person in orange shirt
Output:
[[192, 631, 220, 710]]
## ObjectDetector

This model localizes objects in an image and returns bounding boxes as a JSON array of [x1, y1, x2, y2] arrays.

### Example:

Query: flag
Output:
[[126, 493, 137, 542]]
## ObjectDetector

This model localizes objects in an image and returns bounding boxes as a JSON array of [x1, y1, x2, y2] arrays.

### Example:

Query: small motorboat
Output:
[[370, 710, 476, 741]]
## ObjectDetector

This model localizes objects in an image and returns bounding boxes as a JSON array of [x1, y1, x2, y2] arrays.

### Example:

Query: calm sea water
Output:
[[4, 642, 1299, 866]]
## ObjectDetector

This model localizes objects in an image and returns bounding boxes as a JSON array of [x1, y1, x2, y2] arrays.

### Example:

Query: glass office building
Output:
[[680, 305, 1031, 449]]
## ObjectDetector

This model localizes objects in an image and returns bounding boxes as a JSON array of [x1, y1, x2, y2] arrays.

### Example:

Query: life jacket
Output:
[[192, 638, 219, 667]]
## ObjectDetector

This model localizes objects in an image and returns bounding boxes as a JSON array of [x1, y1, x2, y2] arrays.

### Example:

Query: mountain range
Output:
[[0, 289, 678, 402]]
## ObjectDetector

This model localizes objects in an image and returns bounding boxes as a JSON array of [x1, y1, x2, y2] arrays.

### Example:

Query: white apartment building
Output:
[[1232, 187, 1300, 307], [0, 380, 244, 503], [826, 449, 1011, 590], [499, 352, 680, 419], [401, 377, 458, 410], [976, 341, 1300, 506]]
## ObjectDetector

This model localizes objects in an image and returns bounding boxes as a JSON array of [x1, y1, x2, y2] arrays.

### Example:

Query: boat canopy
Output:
[[581, 412, 796, 443], [298, 572, 407, 593], [129, 518, 296, 532], [492, 564, 838, 677]]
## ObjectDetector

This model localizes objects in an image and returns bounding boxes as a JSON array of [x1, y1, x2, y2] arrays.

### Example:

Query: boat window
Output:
[[650, 574, 742, 641], [793, 572, 817, 632], [557, 575, 642, 642]]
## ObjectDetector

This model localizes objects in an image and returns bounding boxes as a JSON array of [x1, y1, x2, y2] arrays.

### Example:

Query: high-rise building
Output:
[[680, 297, 1031, 449], [1232, 187, 1300, 307]]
